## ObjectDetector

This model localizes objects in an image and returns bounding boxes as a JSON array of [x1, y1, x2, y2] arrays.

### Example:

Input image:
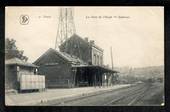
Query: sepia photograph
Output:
[[5, 6, 164, 106]]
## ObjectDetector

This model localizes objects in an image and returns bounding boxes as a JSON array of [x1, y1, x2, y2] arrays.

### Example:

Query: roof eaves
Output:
[[6, 59, 38, 68]]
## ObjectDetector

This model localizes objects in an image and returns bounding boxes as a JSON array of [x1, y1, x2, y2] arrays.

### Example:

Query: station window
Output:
[[97, 55, 99, 65], [93, 54, 96, 65]]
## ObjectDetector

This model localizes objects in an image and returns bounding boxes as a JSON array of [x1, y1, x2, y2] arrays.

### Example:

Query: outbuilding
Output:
[[5, 57, 38, 90]]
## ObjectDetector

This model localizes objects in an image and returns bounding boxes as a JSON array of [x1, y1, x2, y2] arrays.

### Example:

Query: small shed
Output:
[[5, 57, 38, 90]]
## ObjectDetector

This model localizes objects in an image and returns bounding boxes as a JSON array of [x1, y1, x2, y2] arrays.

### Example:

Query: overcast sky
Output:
[[5, 6, 164, 68]]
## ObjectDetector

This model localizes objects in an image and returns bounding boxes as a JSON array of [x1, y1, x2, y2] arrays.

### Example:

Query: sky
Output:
[[5, 6, 164, 68]]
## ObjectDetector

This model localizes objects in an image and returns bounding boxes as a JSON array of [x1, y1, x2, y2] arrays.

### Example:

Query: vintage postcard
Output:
[[5, 6, 164, 106]]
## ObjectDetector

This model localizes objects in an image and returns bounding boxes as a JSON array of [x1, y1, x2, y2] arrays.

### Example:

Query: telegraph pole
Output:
[[110, 46, 114, 70], [109, 46, 114, 86]]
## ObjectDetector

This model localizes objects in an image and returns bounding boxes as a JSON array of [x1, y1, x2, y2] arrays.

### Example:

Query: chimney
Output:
[[84, 37, 88, 42]]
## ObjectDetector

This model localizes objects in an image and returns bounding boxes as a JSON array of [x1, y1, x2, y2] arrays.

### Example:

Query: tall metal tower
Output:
[[55, 7, 76, 50]]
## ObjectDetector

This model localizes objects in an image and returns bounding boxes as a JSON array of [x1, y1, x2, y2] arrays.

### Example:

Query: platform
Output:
[[5, 84, 131, 106]]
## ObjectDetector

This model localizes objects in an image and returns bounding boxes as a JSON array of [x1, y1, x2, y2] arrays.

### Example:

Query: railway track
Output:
[[56, 83, 151, 106], [104, 83, 151, 106], [38, 83, 160, 106]]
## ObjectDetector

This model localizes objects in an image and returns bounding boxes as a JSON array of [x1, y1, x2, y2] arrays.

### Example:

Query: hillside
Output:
[[115, 65, 164, 83]]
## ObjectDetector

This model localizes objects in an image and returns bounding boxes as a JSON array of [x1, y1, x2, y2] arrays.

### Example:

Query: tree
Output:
[[5, 38, 28, 61]]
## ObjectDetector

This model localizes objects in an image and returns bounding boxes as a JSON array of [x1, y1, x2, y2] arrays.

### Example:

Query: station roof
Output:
[[5, 57, 38, 68], [72, 65, 118, 73], [34, 48, 87, 66], [52, 49, 87, 64]]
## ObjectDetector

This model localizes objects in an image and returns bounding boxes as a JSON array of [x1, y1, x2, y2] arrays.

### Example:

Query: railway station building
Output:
[[34, 34, 118, 88], [59, 34, 104, 66]]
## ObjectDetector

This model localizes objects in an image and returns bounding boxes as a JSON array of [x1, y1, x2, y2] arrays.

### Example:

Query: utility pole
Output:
[[110, 46, 114, 70], [109, 46, 114, 86]]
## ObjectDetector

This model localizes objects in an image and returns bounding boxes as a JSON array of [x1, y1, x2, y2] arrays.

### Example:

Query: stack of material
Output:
[[20, 74, 45, 91]]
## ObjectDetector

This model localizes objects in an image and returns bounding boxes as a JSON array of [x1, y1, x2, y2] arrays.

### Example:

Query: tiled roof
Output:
[[5, 57, 38, 67], [51, 48, 87, 65]]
